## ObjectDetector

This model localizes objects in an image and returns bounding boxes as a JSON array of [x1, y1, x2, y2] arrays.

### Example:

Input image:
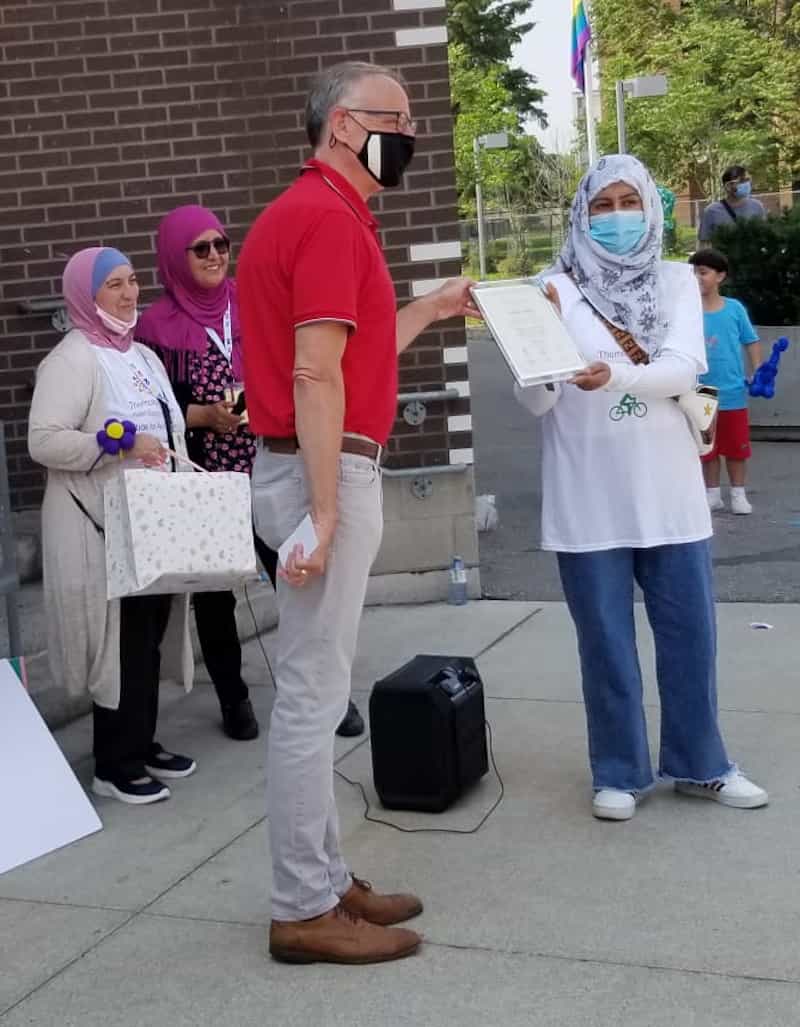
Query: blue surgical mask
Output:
[[735, 181, 752, 199], [589, 211, 647, 255]]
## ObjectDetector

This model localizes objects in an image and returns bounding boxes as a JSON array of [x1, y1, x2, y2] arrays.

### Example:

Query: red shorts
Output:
[[701, 407, 751, 462]]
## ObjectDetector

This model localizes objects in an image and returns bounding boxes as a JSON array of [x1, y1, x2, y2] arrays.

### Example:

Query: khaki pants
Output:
[[252, 446, 383, 921]]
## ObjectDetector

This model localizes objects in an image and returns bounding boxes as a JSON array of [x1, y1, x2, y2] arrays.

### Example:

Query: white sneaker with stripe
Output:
[[675, 770, 768, 809]]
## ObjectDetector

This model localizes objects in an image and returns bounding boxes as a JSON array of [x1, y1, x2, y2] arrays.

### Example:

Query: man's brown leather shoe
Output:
[[269, 906, 421, 965], [339, 876, 423, 926]]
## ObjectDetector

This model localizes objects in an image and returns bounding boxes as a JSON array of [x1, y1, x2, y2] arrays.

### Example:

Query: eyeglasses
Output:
[[186, 236, 230, 259], [345, 109, 417, 136]]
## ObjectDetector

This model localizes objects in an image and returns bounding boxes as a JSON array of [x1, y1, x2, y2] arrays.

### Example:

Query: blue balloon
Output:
[[749, 337, 791, 400]]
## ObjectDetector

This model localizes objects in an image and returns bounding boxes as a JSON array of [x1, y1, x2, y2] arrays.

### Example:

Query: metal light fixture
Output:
[[615, 75, 668, 154], [473, 131, 510, 278]]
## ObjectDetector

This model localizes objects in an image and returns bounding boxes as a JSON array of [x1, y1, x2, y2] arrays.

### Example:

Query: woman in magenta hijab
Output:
[[137, 206, 365, 740], [137, 207, 270, 742], [28, 247, 196, 806]]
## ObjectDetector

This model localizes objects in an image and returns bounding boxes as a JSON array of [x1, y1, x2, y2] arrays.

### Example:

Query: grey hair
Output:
[[304, 61, 407, 148]]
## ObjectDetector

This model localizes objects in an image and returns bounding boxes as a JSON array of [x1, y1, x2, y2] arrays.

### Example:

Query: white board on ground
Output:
[[0, 660, 102, 876]]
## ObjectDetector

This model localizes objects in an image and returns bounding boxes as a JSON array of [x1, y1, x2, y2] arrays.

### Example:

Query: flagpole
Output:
[[583, 1, 598, 165], [583, 41, 598, 164]]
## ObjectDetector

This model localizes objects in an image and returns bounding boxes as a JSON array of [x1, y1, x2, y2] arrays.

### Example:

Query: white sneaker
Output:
[[592, 789, 637, 821], [706, 490, 724, 512], [675, 770, 768, 809], [730, 491, 752, 515]]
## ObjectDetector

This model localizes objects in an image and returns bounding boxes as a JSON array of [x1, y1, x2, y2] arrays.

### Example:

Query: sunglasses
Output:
[[186, 236, 230, 259]]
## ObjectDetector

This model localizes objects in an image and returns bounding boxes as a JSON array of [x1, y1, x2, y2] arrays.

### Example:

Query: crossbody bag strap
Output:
[[156, 397, 177, 472], [566, 274, 713, 449], [136, 347, 177, 472], [597, 316, 651, 366], [721, 199, 738, 223], [69, 491, 105, 537], [567, 271, 650, 365]]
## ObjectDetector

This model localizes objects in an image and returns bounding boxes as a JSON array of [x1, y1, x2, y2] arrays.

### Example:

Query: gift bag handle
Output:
[[166, 449, 212, 475]]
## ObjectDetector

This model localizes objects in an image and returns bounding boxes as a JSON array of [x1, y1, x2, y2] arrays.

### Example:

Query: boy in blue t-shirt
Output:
[[689, 249, 762, 514]]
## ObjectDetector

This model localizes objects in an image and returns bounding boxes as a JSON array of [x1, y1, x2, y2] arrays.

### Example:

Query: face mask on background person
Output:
[[735, 180, 752, 199], [588, 211, 647, 256], [95, 305, 138, 335]]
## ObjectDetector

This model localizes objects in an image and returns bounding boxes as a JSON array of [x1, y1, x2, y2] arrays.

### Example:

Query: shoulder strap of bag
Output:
[[156, 397, 177, 473], [567, 271, 650, 365], [136, 347, 178, 472], [595, 315, 651, 366], [69, 491, 105, 537], [721, 199, 738, 223], [567, 275, 712, 451]]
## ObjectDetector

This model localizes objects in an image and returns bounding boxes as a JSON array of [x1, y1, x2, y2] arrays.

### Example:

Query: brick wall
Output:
[[0, 0, 470, 508]]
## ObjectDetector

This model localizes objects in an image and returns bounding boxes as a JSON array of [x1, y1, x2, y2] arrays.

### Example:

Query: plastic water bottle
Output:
[[447, 555, 468, 606]]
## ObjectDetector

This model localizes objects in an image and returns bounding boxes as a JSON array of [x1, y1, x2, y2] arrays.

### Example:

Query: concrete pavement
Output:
[[1, 598, 799, 1026], [469, 327, 800, 603]]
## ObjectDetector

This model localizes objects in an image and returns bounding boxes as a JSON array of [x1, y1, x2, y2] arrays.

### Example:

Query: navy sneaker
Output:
[[145, 743, 197, 779], [92, 774, 170, 805]]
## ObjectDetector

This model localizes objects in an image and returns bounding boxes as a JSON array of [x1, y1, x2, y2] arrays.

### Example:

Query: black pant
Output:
[[93, 593, 172, 780], [193, 532, 278, 710]]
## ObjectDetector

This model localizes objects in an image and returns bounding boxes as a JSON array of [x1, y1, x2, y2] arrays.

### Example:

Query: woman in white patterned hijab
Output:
[[515, 153, 769, 823], [553, 153, 667, 352]]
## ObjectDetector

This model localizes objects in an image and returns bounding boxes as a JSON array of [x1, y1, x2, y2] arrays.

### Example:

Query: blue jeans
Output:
[[557, 540, 732, 792]]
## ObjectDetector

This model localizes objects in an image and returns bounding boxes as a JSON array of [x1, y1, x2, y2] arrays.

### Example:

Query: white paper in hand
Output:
[[278, 513, 319, 568]]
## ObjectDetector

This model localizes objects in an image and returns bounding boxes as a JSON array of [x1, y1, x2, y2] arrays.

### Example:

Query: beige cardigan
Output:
[[28, 330, 193, 710]]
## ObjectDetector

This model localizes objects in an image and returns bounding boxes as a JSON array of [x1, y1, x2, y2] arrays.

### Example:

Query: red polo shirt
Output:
[[237, 159, 398, 445]]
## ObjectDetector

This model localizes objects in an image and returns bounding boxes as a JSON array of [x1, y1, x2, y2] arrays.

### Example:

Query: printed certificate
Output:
[[471, 279, 587, 387]]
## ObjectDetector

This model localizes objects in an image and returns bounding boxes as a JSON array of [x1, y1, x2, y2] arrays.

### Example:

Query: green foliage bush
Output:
[[712, 208, 800, 326]]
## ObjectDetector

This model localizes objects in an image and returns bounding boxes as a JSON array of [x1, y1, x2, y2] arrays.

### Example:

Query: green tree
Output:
[[450, 41, 580, 219], [448, 0, 547, 125], [592, 0, 800, 195], [713, 208, 800, 324], [450, 43, 523, 214]]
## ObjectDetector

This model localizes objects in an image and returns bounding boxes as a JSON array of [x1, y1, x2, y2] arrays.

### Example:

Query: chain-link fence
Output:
[[459, 211, 569, 279], [459, 190, 800, 275]]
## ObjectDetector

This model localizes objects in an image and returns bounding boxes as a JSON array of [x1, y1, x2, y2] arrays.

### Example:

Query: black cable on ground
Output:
[[334, 721, 504, 835], [245, 581, 505, 834], [244, 580, 276, 689]]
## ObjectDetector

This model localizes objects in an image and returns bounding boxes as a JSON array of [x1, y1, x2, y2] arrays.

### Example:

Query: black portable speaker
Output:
[[369, 654, 489, 813]]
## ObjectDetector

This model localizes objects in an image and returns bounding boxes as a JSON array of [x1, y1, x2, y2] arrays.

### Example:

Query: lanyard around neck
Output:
[[304, 164, 374, 227], [205, 302, 233, 363]]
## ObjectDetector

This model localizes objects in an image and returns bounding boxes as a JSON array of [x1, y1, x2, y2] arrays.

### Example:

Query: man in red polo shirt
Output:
[[238, 61, 477, 966]]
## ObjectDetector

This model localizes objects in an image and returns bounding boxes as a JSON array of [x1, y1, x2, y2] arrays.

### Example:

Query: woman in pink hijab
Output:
[[137, 207, 269, 742], [28, 247, 196, 806], [138, 206, 365, 741]]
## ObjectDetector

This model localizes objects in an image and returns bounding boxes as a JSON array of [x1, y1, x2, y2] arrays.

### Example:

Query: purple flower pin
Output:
[[97, 418, 137, 455], [88, 419, 137, 474]]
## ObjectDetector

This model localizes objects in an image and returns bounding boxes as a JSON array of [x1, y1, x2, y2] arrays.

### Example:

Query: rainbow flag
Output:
[[571, 0, 592, 93]]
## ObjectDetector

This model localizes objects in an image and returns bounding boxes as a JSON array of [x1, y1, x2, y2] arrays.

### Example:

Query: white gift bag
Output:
[[104, 468, 256, 599]]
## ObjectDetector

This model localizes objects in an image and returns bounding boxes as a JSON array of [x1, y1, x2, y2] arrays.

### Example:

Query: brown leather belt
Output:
[[261, 435, 382, 462]]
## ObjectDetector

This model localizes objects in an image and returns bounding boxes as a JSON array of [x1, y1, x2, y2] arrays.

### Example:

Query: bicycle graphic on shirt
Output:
[[609, 394, 648, 421]]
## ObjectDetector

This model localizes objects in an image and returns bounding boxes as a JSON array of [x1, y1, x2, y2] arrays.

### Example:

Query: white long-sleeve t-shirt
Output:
[[515, 264, 712, 552]]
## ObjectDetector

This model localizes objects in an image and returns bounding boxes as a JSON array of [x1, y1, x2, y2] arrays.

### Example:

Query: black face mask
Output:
[[353, 130, 416, 188]]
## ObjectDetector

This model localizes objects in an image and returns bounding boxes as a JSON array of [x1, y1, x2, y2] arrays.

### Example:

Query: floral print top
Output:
[[187, 338, 256, 474]]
